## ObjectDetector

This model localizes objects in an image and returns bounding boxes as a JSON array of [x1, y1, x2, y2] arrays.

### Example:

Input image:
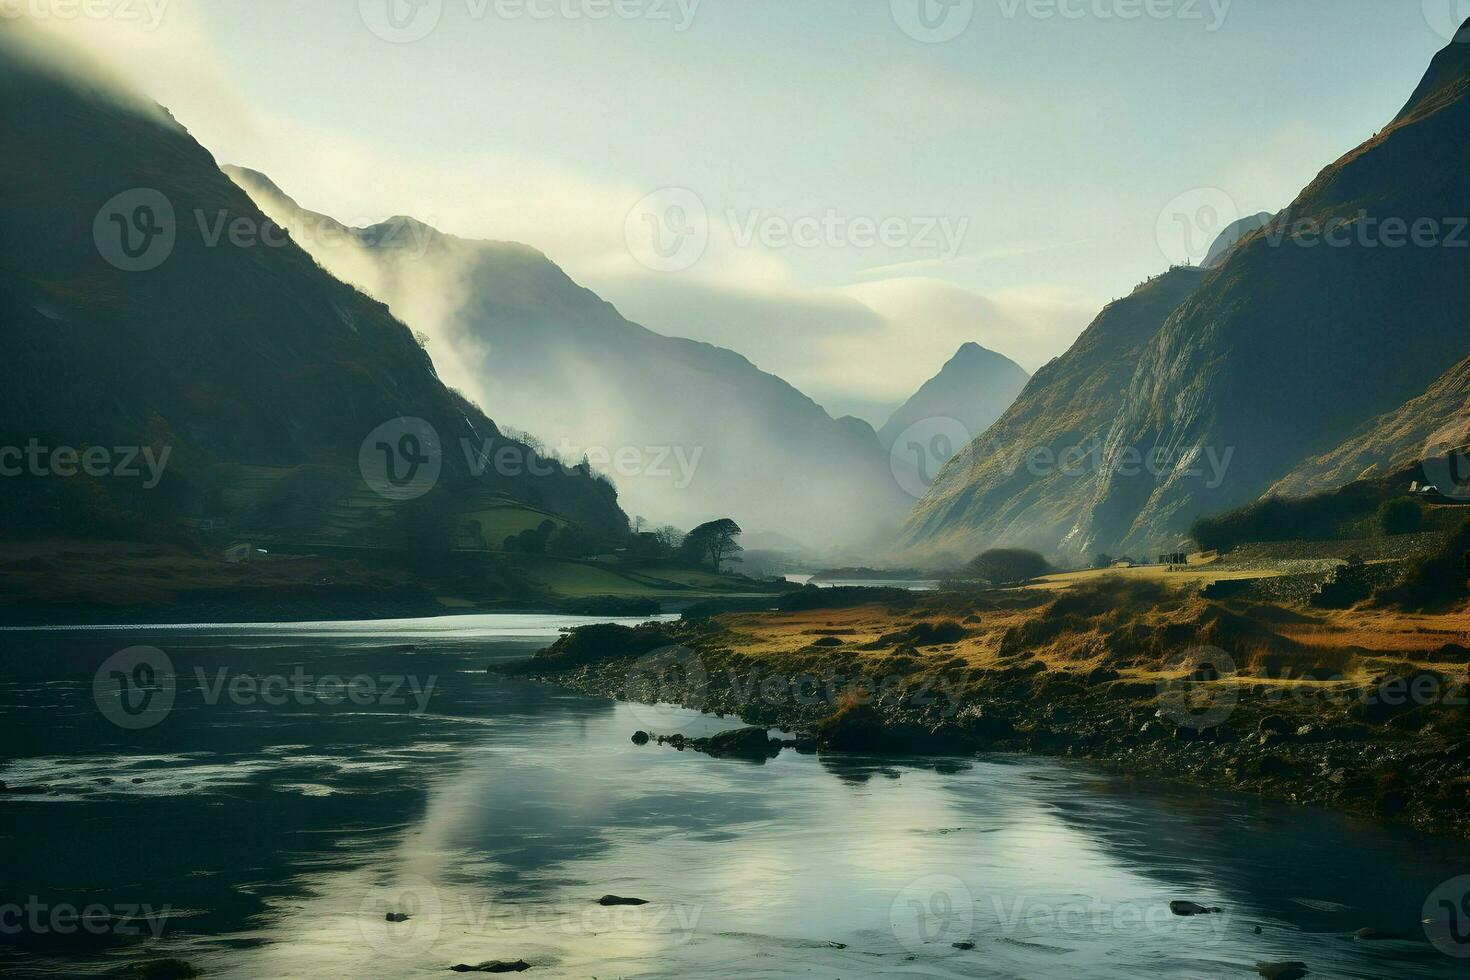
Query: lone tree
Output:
[[965, 548, 1051, 586], [681, 518, 743, 571]]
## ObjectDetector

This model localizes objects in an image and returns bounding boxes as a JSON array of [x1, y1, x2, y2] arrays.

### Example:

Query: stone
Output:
[[1169, 901, 1222, 916], [449, 961, 532, 973], [704, 726, 776, 759]]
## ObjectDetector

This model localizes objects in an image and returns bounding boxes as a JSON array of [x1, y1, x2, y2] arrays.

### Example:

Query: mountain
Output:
[[905, 19, 1470, 559], [224, 166, 911, 549], [1202, 211, 1275, 269], [877, 343, 1030, 452], [0, 29, 625, 546], [900, 267, 1207, 559], [1272, 353, 1470, 495]]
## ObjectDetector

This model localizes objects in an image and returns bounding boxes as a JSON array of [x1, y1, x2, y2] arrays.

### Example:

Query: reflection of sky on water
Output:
[[2, 620, 1469, 977]]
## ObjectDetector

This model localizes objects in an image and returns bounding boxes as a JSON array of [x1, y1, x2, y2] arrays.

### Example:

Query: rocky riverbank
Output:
[[504, 579, 1470, 838]]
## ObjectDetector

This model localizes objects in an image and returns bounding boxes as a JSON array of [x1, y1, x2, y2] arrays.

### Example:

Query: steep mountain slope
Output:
[[1272, 353, 1470, 495], [877, 342, 1030, 451], [900, 267, 1207, 558], [1075, 19, 1470, 555], [906, 20, 1470, 560], [0, 29, 624, 543], [1202, 212, 1275, 269], [224, 167, 910, 548]]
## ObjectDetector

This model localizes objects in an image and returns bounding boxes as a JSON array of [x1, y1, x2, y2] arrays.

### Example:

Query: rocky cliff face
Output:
[[905, 20, 1470, 560], [900, 268, 1206, 560]]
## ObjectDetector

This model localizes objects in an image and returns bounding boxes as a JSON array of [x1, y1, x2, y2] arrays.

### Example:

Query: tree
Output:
[[655, 525, 684, 552], [965, 548, 1051, 586], [680, 518, 743, 571], [504, 519, 556, 554], [548, 523, 598, 558]]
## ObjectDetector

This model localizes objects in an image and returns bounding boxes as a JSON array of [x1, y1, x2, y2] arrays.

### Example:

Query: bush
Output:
[[1377, 498, 1424, 536], [1375, 518, 1470, 610], [965, 548, 1052, 585]]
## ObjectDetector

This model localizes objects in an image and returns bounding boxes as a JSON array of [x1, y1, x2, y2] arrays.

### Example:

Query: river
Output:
[[2, 614, 1468, 977]]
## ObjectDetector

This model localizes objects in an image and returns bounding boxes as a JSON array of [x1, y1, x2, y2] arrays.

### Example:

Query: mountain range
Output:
[[223, 167, 928, 550], [903, 18, 1470, 561], [0, 30, 625, 547]]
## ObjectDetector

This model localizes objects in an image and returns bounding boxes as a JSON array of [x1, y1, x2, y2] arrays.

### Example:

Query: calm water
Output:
[[787, 575, 942, 591], [2, 614, 1469, 978]]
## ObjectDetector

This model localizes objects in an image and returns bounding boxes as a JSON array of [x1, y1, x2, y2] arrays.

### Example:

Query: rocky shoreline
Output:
[[504, 591, 1470, 839]]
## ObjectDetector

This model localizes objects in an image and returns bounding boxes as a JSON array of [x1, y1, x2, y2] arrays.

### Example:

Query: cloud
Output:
[[14, 2, 1103, 420]]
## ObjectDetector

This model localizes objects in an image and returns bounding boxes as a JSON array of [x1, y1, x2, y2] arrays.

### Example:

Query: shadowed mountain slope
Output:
[[905, 20, 1470, 560], [225, 166, 910, 549], [0, 30, 625, 543]]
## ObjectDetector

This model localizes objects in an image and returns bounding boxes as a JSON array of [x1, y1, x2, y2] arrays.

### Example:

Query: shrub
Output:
[[1375, 518, 1470, 610], [965, 548, 1052, 585], [1377, 498, 1424, 536]]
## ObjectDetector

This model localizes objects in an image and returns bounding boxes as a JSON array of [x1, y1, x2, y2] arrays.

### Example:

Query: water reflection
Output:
[[2, 620, 1468, 977]]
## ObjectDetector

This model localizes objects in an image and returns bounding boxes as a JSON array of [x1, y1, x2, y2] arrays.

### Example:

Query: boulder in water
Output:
[[450, 961, 531, 973], [1255, 962, 1308, 980], [1169, 901, 1222, 916]]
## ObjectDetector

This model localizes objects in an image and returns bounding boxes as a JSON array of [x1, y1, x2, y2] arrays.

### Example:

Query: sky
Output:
[[15, 0, 1463, 422]]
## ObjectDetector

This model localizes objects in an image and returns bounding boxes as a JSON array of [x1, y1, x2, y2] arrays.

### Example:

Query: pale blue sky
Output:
[[39, 0, 1463, 413], [193, 0, 1444, 288]]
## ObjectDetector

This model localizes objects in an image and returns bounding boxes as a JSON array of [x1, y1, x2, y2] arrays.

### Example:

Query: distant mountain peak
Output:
[[1203, 211, 1275, 269], [878, 342, 1030, 451]]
